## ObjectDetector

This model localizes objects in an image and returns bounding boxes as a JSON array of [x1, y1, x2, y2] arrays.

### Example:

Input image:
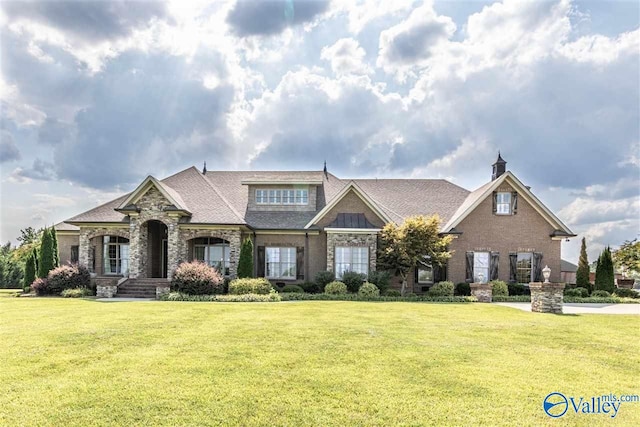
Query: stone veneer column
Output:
[[326, 232, 378, 273], [79, 230, 90, 269], [529, 282, 565, 314], [470, 283, 492, 302], [167, 221, 179, 280], [128, 217, 141, 278]]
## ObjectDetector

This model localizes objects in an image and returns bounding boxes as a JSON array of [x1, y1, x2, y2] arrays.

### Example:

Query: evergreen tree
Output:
[[38, 228, 55, 278], [594, 247, 615, 293], [237, 238, 254, 278], [23, 252, 36, 291], [50, 227, 59, 267], [32, 247, 39, 274], [576, 237, 590, 288]]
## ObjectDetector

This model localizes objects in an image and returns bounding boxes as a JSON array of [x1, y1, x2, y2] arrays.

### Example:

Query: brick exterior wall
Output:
[[247, 184, 317, 212], [448, 184, 561, 284], [56, 234, 79, 265]]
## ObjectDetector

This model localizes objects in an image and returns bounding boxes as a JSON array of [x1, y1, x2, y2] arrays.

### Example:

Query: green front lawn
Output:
[[1, 299, 638, 426]]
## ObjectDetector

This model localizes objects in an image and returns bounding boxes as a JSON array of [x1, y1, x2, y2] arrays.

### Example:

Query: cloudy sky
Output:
[[0, 0, 638, 263]]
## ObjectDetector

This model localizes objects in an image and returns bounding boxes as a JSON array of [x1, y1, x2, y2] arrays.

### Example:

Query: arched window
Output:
[[193, 237, 230, 276], [104, 236, 129, 275]]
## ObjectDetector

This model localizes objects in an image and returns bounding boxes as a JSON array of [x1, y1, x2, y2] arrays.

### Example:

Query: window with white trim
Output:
[[266, 247, 296, 279], [496, 192, 511, 215], [103, 236, 129, 275], [473, 251, 490, 283], [335, 246, 369, 279], [193, 237, 230, 276], [256, 189, 308, 205]]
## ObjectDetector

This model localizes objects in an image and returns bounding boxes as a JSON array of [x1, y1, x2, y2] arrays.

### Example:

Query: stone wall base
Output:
[[156, 286, 170, 299], [530, 282, 565, 314], [97, 285, 118, 298], [470, 283, 492, 303]]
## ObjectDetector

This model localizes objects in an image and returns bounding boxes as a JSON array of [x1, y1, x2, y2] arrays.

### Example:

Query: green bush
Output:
[[358, 282, 380, 298], [171, 261, 224, 295], [564, 296, 640, 304], [281, 284, 304, 293], [47, 264, 91, 295], [428, 281, 454, 297], [384, 289, 401, 297], [31, 278, 50, 296], [341, 271, 366, 293], [300, 281, 321, 294], [490, 280, 508, 296], [161, 289, 281, 302], [454, 282, 470, 296], [507, 283, 529, 296], [314, 271, 335, 292], [61, 288, 92, 298], [591, 290, 611, 297], [367, 270, 391, 294], [564, 288, 584, 298], [237, 238, 254, 278], [278, 293, 477, 302], [492, 295, 532, 302], [613, 288, 639, 299], [229, 277, 273, 295], [324, 281, 347, 295]]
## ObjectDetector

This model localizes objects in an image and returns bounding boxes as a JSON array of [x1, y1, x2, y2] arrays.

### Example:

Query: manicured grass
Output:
[[1, 299, 638, 426]]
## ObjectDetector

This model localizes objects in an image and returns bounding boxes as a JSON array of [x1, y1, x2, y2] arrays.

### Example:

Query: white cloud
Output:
[[559, 197, 640, 226], [321, 38, 371, 76]]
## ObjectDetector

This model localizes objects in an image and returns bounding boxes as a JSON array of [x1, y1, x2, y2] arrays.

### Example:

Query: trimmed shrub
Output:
[[613, 288, 639, 299], [564, 288, 584, 298], [229, 277, 272, 295], [384, 289, 401, 297], [490, 280, 508, 296], [595, 247, 615, 293], [237, 238, 254, 278], [358, 282, 380, 298], [171, 261, 224, 295], [31, 278, 50, 296], [591, 290, 611, 297], [314, 271, 335, 292], [23, 252, 36, 292], [428, 281, 454, 297], [454, 282, 471, 296], [278, 293, 478, 303], [300, 281, 321, 294], [341, 271, 366, 293], [281, 284, 304, 293], [37, 228, 55, 278], [61, 288, 92, 298], [575, 287, 590, 298], [47, 264, 91, 295], [492, 295, 532, 302], [161, 289, 281, 302], [367, 270, 391, 294], [324, 281, 347, 295], [508, 283, 529, 296]]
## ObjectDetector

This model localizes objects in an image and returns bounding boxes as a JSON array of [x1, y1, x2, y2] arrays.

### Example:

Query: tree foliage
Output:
[[594, 247, 615, 293], [237, 238, 254, 278], [17, 227, 43, 247], [612, 238, 640, 276], [576, 237, 590, 287], [23, 251, 36, 291], [0, 242, 24, 289], [38, 227, 55, 279], [377, 215, 452, 295], [50, 227, 59, 268]]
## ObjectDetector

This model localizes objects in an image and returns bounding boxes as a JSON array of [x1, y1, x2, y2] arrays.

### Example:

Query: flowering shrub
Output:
[[47, 264, 91, 295], [324, 281, 347, 295], [228, 278, 272, 295], [358, 282, 380, 298], [31, 278, 50, 296], [171, 261, 224, 295]]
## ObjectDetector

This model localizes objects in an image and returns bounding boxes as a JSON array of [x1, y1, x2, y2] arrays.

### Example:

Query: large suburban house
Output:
[[55, 154, 576, 295]]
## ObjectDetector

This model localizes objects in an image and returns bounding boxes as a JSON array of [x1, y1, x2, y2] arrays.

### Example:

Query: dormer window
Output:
[[496, 192, 511, 215], [256, 189, 308, 205]]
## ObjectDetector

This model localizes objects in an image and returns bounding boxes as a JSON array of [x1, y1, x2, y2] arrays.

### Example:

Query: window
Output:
[[194, 238, 230, 275], [335, 247, 369, 278], [496, 192, 511, 215], [70, 245, 79, 263], [256, 189, 308, 205], [516, 252, 532, 283], [417, 264, 433, 284], [473, 252, 490, 283], [103, 236, 129, 275], [266, 247, 296, 279]]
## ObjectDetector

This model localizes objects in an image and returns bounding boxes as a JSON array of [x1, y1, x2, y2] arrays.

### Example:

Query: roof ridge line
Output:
[[194, 168, 245, 223]]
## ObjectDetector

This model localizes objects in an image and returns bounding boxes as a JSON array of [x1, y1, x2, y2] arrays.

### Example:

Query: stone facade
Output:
[[79, 227, 130, 273], [178, 228, 242, 278], [156, 285, 170, 298], [326, 232, 377, 273], [96, 284, 118, 298], [529, 282, 565, 314], [470, 283, 492, 303]]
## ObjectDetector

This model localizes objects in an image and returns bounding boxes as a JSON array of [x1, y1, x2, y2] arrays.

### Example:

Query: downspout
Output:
[[305, 232, 309, 281]]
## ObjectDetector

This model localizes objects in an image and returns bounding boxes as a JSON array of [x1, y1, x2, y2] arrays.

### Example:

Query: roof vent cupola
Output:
[[202, 161, 207, 174], [492, 152, 506, 180]]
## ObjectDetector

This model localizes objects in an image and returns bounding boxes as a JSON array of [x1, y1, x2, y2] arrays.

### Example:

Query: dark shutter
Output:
[[509, 252, 517, 282], [434, 262, 447, 283], [533, 252, 543, 282], [414, 266, 419, 284], [257, 246, 265, 277], [492, 192, 497, 214], [511, 192, 518, 214], [465, 252, 474, 282], [296, 247, 304, 280], [490, 252, 499, 281], [71, 245, 79, 263]]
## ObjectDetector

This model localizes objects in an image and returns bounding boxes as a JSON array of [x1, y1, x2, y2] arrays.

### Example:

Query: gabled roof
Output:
[[327, 213, 378, 229], [442, 171, 575, 236], [304, 181, 392, 228], [117, 175, 190, 213], [561, 259, 578, 272]]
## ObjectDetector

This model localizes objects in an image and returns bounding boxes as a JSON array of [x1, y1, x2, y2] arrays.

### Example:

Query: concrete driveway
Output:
[[495, 302, 640, 315]]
